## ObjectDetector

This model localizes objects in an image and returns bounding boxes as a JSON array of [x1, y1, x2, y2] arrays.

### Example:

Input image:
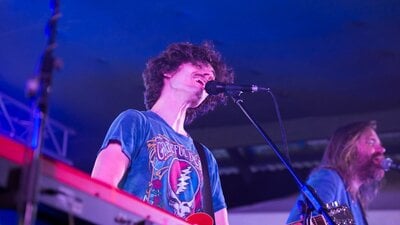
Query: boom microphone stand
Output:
[[21, 1, 61, 225], [229, 91, 335, 225]]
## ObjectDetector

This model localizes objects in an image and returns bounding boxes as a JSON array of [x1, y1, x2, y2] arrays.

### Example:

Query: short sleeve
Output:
[[100, 109, 148, 162]]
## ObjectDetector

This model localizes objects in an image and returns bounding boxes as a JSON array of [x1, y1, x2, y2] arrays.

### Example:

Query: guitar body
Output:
[[186, 212, 213, 225], [287, 203, 355, 225], [287, 215, 327, 225]]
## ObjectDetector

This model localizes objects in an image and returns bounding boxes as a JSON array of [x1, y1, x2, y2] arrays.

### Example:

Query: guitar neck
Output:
[[312, 215, 328, 225]]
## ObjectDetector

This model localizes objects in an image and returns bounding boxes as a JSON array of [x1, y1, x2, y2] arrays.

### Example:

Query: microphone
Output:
[[381, 157, 400, 171], [205, 81, 269, 95]]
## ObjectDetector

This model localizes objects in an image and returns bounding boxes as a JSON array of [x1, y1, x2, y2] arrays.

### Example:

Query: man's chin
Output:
[[374, 168, 385, 181], [360, 165, 385, 182], [366, 167, 385, 182], [189, 91, 207, 107]]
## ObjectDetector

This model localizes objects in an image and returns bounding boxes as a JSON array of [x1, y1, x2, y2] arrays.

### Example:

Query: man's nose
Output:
[[201, 73, 215, 81], [377, 145, 386, 153]]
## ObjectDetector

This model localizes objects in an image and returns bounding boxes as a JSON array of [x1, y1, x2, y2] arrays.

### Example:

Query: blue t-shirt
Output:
[[100, 110, 226, 219], [287, 168, 367, 225]]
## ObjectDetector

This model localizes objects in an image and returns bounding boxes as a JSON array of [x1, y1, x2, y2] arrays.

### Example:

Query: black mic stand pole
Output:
[[229, 91, 335, 225], [20, 1, 61, 225]]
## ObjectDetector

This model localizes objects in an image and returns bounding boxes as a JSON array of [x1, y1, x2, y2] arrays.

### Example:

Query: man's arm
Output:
[[215, 208, 229, 225], [91, 142, 129, 187]]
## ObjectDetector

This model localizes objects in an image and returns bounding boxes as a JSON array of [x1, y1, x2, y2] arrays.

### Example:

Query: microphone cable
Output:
[[263, 89, 292, 163]]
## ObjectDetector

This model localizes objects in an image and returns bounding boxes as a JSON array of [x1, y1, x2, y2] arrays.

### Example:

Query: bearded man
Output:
[[287, 121, 386, 225]]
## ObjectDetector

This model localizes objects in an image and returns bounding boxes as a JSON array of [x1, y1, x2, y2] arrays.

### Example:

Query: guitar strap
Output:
[[194, 141, 215, 224], [357, 197, 369, 225]]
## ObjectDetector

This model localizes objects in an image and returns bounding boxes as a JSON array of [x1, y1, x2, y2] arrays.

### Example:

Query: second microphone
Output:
[[205, 81, 269, 95]]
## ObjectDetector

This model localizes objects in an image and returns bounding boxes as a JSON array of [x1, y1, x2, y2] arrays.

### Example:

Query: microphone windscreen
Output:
[[381, 157, 393, 171], [205, 81, 222, 95]]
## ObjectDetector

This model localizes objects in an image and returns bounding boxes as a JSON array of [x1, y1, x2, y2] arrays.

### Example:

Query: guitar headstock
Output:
[[287, 201, 355, 225], [324, 201, 355, 225]]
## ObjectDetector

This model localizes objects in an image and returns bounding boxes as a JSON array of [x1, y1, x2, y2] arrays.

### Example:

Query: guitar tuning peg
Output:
[[324, 201, 339, 209]]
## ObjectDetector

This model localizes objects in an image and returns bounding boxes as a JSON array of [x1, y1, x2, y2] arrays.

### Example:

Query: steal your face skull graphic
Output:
[[168, 159, 201, 218]]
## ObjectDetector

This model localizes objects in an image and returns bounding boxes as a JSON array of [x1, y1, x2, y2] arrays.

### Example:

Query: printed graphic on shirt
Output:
[[145, 134, 202, 218]]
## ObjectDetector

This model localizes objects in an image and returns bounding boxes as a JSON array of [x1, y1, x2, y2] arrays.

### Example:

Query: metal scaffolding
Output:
[[0, 91, 75, 162]]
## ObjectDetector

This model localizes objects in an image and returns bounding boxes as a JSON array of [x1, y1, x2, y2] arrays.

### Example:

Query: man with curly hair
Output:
[[286, 121, 387, 225], [92, 42, 234, 225]]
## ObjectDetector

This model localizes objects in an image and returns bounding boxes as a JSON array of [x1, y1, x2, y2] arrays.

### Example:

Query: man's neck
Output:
[[347, 177, 363, 200], [150, 96, 190, 136]]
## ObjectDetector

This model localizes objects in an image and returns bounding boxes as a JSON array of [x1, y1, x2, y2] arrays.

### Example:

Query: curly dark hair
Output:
[[142, 41, 234, 124]]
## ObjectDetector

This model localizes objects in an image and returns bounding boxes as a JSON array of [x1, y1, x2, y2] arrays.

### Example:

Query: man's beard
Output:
[[352, 152, 385, 207], [356, 152, 385, 183]]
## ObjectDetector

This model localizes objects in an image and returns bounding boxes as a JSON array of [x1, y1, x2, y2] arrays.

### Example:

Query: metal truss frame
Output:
[[0, 91, 75, 160]]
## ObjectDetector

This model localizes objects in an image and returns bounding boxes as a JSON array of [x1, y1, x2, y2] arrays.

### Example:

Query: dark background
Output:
[[1, 0, 400, 209]]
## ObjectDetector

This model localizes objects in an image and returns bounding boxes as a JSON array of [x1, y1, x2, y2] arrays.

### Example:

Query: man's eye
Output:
[[366, 139, 376, 146]]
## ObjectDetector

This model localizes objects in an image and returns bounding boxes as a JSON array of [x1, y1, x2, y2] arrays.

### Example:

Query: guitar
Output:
[[288, 202, 355, 225], [186, 212, 214, 225]]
